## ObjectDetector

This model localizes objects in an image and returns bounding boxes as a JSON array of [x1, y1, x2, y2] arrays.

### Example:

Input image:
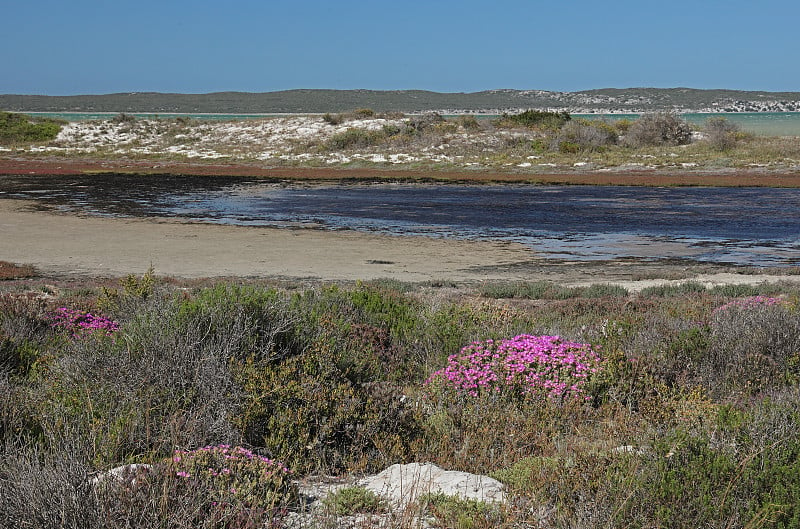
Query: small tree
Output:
[[704, 117, 741, 151], [623, 112, 692, 147]]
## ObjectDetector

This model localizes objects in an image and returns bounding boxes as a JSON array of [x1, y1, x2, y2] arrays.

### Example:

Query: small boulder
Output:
[[358, 462, 506, 509], [90, 463, 152, 487]]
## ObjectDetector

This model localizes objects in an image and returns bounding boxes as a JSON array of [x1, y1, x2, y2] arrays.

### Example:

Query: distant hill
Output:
[[2, 88, 800, 114]]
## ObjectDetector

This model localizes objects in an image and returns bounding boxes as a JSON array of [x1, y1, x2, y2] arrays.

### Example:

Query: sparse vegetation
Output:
[[622, 112, 693, 147], [321, 112, 343, 125], [704, 116, 742, 151], [11, 107, 800, 173], [457, 114, 481, 131], [480, 280, 628, 299], [324, 127, 387, 150], [551, 119, 618, 152], [0, 261, 36, 281]]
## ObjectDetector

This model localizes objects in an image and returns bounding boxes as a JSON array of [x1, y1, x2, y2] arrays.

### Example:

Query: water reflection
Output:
[[1, 175, 798, 266]]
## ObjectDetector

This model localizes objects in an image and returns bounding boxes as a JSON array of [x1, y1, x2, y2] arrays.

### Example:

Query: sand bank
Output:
[[2, 199, 799, 291], [0, 199, 538, 282]]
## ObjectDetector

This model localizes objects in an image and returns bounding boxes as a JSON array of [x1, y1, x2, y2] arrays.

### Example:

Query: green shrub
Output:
[[353, 108, 375, 118], [97, 266, 159, 316], [0, 111, 64, 144], [382, 123, 403, 137], [321, 112, 343, 125], [167, 445, 297, 514], [421, 492, 503, 529], [0, 295, 51, 364], [233, 347, 419, 474], [323, 486, 386, 515], [579, 283, 629, 298], [325, 127, 386, 150], [457, 115, 481, 131], [491, 455, 561, 491], [559, 141, 581, 154], [552, 119, 618, 152], [405, 113, 445, 135], [496, 109, 571, 130]]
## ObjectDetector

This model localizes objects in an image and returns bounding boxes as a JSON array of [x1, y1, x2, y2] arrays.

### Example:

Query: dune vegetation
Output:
[[2, 270, 800, 528], [3, 109, 800, 176]]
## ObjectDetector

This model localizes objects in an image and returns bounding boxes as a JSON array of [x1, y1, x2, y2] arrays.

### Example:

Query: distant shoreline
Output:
[[4, 87, 800, 115], [19, 110, 800, 118]]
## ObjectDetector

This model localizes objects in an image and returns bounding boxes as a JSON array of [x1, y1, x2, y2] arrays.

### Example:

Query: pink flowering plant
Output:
[[711, 295, 786, 316], [49, 307, 119, 338], [169, 444, 297, 522], [426, 334, 603, 401]]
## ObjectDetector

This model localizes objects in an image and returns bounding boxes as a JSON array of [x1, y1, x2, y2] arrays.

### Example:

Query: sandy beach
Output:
[[2, 198, 799, 291], [0, 198, 538, 282]]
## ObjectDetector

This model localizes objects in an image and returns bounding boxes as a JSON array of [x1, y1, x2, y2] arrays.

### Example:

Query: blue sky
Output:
[[3, 0, 798, 95]]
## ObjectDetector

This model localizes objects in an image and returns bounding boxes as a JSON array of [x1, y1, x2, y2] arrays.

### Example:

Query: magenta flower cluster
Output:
[[426, 334, 603, 400], [168, 444, 296, 522], [712, 295, 785, 316], [171, 444, 292, 479], [49, 307, 120, 337]]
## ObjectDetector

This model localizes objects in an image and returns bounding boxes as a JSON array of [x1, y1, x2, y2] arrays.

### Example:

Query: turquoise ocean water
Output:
[[573, 112, 800, 136], [24, 111, 800, 136]]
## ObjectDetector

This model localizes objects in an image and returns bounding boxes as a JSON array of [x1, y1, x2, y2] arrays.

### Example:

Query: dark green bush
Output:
[[324, 127, 386, 150], [233, 351, 419, 474], [0, 111, 64, 144], [496, 109, 571, 130]]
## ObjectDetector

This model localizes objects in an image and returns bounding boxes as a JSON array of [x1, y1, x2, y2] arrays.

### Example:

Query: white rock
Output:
[[358, 463, 506, 508], [90, 463, 152, 487]]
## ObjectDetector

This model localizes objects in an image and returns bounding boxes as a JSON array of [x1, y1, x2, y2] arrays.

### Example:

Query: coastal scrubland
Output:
[[2, 109, 800, 177], [2, 105, 800, 527], [1, 270, 800, 528]]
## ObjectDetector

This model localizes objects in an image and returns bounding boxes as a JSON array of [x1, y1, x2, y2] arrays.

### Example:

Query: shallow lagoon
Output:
[[2, 175, 798, 267]]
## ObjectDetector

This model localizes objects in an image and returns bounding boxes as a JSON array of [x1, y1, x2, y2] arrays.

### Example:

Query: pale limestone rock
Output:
[[358, 462, 506, 508]]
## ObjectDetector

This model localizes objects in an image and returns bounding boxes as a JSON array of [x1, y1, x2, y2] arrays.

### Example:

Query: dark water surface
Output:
[[2, 174, 798, 266]]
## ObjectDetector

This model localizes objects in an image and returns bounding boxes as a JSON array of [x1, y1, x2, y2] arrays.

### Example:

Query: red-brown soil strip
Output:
[[2, 158, 800, 187]]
